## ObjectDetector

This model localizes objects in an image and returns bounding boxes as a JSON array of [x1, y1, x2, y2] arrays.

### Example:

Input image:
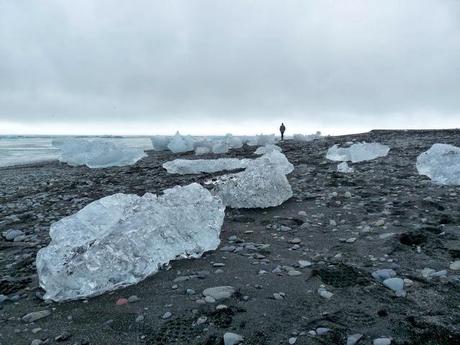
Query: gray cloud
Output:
[[1, 0, 460, 134]]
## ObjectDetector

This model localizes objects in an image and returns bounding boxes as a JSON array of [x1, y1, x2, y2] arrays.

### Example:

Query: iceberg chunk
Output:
[[247, 134, 276, 146], [292, 131, 322, 142], [254, 144, 282, 155], [59, 138, 146, 168], [326, 142, 390, 163], [416, 143, 460, 185], [167, 132, 195, 153], [213, 151, 293, 208], [212, 142, 230, 154], [36, 183, 225, 301], [151, 136, 171, 151], [337, 162, 354, 173], [163, 158, 251, 174], [225, 134, 243, 149]]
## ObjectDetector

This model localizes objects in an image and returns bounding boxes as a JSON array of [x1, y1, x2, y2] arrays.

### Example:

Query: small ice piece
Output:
[[318, 287, 333, 299], [58, 138, 146, 168], [373, 338, 392, 345], [167, 132, 195, 153], [212, 142, 230, 154], [292, 131, 322, 142], [383, 277, 404, 293], [372, 269, 397, 282], [416, 143, 460, 185], [213, 151, 293, 208], [163, 158, 251, 174], [36, 183, 225, 301], [247, 134, 276, 146], [223, 332, 244, 345], [195, 146, 211, 155], [326, 142, 390, 163], [254, 144, 282, 155], [151, 136, 171, 151], [337, 162, 354, 173], [347, 334, 363, 345], [225, 134, 243, 149]]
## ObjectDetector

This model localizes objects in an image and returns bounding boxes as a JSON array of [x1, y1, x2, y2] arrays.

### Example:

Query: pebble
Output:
[[2, 229, 25, 241], [30, 340, 43, 345], [347, 333, 363, 345], [288, 270, 302, 276], [128, 295, 140, 303], [346, 237, 357, 243], [202, 286, 235, 300], [223, 332, 244, 345], [162, 311, 172, 319], [298, 211, 307, 217], [205, 296, 216, 303], [289, 238, 302, 244], [318, 287, 333, 299], [373, 337, 392, 345], [344, 191, 352, 198], [298, 260, 312, 268], [186, 288, 196, 295], [0, 294, 8, 303], [22, 310, 51, 323], [316, 327, 330, 335], [273, 293, 285, 300], [449, 261, 460, 270], [135, 315, 145, 322]]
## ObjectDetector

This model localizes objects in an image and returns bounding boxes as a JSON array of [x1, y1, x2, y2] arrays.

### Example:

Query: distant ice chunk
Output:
[[151, 136, 171, 151], [292, 131, 322, 142], [225, 134, 243, 149], [326, 142, 390, 163], [213, 151, 293, 208], [254, 144, 282, 155], [163, 158, 251, 174], [212, 142, 230, 154], [337, 162, 354, 173], [247, 134, 276, 146], [167, 132, 195, 153], [416, 143, 460, 185], [195, 146, 211, 155], [36, 183, 225, 301], [59, 138, 146, 168]]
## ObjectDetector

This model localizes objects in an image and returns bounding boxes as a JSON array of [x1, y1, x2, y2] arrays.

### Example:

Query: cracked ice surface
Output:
[[58, 138, 146, 168], [163, 158, 251, 174], [416, 143, 460, 185], [36, 183, 225, 301], [326, 142, 390, 163], [213, 151, 294, 208]]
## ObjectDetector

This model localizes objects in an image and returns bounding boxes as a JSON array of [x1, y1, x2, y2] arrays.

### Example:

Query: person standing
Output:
[[279, 123, 286, 141]]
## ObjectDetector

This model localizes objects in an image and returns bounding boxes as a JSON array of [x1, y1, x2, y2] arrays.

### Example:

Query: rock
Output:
[[162, 311, 172, 319], [116, 298, 129, 305], [449, 261, 460, 270], [316, 327, 331, 335], [318, 287, 333, 299], [383, 278, 404, 293], [36, 183, 225, 301], [373, 337, 392, 345], [55, 331, 72, 341], [223, 332, 244, 345], [202, 286, 235, 301], [2, 229, 25, 241], [30, 340, 43, 345], [127, 295, 140, 303], [289, 238, 302, 244], [22, 310, 51, 323], [347, 333, 363, 345], [288, 270, 301, 276]]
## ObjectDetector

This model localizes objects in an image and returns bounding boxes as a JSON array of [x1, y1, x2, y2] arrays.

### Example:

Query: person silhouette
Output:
[[279, 123, 286, 141]]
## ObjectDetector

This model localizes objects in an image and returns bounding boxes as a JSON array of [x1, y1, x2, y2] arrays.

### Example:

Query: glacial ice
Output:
[[225, 134, 243, 149], [163, 158, 251, 174], [167, 132, 195, 153], [212, 142, 230, 154], [58, 138, 146, 168], [292, 131, 322, 142], [254, 144, 282, 155], [151, 136, 171, 151], [326, 142, 390, 163], [247, 134, 276, 146], [337, 162, 354, 173], [416, 143, 460, 185], [195, 146, 211, 155], [36, 183, 225, 301], [213, 151, 294, 208]]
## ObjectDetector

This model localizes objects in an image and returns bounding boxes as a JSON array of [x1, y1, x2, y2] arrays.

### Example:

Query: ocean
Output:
[[0, 136, 153, 167]]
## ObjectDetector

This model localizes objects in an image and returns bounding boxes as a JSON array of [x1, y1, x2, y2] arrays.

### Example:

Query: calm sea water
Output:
[[0, 136, 153, 167]]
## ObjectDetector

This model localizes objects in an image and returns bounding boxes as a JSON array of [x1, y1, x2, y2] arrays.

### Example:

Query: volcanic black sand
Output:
[[1, 130, 460, 345]]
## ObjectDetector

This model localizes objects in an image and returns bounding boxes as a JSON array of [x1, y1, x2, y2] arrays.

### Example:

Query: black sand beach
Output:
[[1, 130, 460, 345]]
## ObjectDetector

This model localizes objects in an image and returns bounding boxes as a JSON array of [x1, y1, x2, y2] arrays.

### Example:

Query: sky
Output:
[[1, 0, 460, 135]]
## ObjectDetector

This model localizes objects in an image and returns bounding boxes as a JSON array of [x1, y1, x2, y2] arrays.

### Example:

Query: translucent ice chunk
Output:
[[416, 143, 460, 185], [36, 183, 225, 301], [326, 142, 390, 163]]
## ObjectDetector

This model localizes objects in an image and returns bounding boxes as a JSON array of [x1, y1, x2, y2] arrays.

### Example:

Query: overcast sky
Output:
[[1, 0, 459, 135]]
